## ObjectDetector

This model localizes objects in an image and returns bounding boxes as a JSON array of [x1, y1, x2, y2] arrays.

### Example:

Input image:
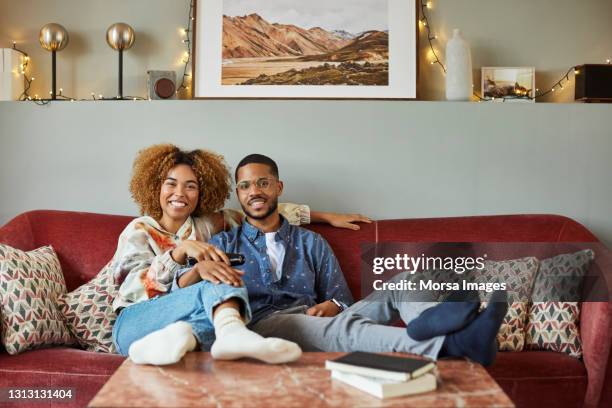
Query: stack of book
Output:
[[325, 352, 437, 399]]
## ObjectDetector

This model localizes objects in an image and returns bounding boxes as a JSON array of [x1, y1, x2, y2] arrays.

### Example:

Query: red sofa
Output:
[[0, 210, 610, 408]]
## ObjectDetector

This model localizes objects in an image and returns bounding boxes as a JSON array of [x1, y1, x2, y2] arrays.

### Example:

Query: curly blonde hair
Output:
[[129, 144, 231, 220]]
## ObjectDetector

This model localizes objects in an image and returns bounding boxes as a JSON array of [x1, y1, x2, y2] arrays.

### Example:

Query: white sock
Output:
[[128, 321, 197, 366], [210, 307, 302, 364]]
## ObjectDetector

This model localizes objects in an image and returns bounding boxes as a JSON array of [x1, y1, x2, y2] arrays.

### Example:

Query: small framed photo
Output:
[[481, 67, 535, 102], [193, 0, 418, 99]]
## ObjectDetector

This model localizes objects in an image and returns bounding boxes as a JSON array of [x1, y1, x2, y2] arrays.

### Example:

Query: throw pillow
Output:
[[474, 257, 539, 352], [525, 302, 582, 358], [56, 263, 119, 353], [482, 301, 528, 351], [531, 249, 593, 301], [525, 249, 594, 358], [0, 244, 75, 354], [475, 257, 540, 303]]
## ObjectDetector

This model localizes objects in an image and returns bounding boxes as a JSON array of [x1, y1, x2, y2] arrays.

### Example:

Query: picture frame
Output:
[[481, 67, 536, 102], [192, 0, 418, 100]]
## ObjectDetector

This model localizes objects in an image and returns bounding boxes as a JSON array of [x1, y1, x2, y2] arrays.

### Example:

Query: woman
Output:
[[110, 144, 370, 365]]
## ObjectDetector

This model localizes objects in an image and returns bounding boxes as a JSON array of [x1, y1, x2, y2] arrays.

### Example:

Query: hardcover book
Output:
[[325, 352, 435, 381], [331, 371, 437, 399]]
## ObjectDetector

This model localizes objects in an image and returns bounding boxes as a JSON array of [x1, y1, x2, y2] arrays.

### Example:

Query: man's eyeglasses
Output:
[[236, 177, 277, 192]]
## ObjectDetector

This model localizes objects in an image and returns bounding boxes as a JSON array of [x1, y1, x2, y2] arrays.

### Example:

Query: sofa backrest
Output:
[[0, 211, 132, 290], [0, 210, 599, 293], [307, 214, 599, 299]]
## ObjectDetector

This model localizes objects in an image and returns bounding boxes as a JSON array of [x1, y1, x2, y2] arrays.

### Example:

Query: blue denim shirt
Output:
[[205, 216, 354, 323]]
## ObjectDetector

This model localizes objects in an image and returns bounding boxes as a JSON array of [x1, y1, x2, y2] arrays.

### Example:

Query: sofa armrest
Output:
[[0, 212, 35, 251], [580, 301, 612, 408]]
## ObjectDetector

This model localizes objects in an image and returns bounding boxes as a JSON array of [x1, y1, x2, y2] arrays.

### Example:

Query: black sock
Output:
[[406, 290, 480, 341], [439, 291, 508, 367]]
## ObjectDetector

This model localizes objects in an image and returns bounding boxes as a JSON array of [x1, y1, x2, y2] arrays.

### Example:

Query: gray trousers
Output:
[[250, 274, 445, 360]]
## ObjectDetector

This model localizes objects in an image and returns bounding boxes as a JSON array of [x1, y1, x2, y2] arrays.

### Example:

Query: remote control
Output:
[[186, 253, 245, 267]]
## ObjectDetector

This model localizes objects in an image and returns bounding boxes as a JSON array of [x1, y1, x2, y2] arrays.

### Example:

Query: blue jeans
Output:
[[112, 281, 251, 356]]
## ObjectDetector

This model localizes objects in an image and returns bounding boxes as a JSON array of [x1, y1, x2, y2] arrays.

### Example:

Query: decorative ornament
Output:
[[445, 29, 473, 101], [106, 23, 135, 99], [39, 23, 69, 100]]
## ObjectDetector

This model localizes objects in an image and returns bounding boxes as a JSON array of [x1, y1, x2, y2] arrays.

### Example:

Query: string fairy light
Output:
[[420, 1, 607, 102], [16, 0, 601, 103], [176, 0, 195, 96], [10, 42, 51, 105], [12, 39, 147, 103], [19, 0, 196, 101], [419, 0, 446, 73]]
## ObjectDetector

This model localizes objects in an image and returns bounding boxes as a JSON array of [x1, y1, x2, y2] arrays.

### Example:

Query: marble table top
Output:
[[89, 352, 514, 408]]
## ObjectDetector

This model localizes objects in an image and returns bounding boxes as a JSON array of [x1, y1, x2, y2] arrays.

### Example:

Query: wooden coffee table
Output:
[[89, 352, 514, 407]]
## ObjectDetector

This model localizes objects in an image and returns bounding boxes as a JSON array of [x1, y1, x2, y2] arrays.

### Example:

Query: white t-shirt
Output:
[[265, 232, 285, 281]]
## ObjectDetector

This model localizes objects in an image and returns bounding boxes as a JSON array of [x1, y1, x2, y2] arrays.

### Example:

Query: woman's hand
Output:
[[194, 260, 244, 287], [171, 240, 230, 265], [310, 211, 372, 230], [306, 300, 342, 317]]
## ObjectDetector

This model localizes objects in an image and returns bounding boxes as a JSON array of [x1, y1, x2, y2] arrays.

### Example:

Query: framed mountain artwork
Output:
[[192, 0, 418, 99]]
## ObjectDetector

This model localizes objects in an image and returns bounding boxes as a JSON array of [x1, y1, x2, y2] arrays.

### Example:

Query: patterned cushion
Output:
[[56, 263, 118, 353], [475, 257, 540, 303], [496, 302, 528, 351], [0, 244, 75, 354], [525, 250, 593, 358], [474, 257, 539, 351], [531, 249, 593, 301], [525, 302, 582, 358]]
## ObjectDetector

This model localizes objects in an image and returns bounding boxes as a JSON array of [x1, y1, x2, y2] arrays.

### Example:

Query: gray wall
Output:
[[1, 1, 611, 246], [1, 101, 611, 246], [1, 0, 611, 101]]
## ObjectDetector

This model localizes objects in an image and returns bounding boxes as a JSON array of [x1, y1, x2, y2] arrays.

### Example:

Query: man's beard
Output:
[[241, 198, 278, 220]]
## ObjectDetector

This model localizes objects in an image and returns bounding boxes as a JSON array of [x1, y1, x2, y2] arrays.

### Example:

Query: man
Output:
[[187, 154, 507, 365]]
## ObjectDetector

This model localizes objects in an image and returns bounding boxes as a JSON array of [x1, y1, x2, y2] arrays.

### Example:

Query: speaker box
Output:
[[574, 64, 612, 102], [147, 70, 177, 100]]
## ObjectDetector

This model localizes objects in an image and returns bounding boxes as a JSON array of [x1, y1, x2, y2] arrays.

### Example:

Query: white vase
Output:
[[445, 29, 473, 101]]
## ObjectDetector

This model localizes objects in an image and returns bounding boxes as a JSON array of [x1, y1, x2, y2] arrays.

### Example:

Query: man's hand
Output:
[[311, 212, 372, 231], [306, 300, 342, 317], [194, 260, 244, 287]]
